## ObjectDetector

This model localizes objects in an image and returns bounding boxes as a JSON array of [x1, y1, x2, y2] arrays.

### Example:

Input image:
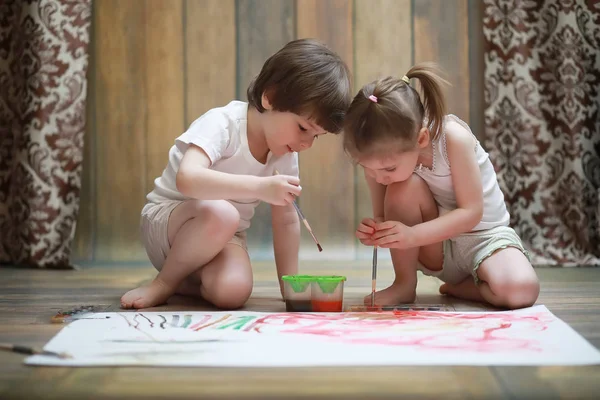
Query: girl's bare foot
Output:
[[363, 282, 416, 306], [121, 278, 174, 309], [439, 279, 486, 303]]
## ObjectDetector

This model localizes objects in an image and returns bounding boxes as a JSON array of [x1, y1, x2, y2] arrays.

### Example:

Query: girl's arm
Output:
[[409, 125, 484, 247], [271, 203, 301, 297]]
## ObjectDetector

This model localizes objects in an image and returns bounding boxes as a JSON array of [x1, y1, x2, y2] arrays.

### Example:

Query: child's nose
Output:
[[300, 137, 314, 149]]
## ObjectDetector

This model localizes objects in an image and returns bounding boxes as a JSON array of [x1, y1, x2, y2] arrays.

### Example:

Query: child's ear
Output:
[[261, 91, 273, 111], [417, 127, 430, 149]]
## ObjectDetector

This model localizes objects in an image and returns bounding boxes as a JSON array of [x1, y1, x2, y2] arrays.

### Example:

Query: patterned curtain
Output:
[[0, 1, 92, 268], [483, 0, 600, 265]]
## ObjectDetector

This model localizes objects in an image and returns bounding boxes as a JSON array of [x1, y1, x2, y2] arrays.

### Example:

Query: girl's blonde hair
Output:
[[343, 62, 449, 159]]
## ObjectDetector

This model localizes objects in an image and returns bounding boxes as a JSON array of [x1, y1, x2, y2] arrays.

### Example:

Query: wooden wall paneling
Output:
[[414, 0, 470, 123], [236, 0, 295, 259], [353, 0, 413, 260], [185, 0, 236, 125], [296, 0, 355, 259], [72, 0, 97, 263], [468, 0, 485, 142], [145, 0, 185, 205], [94, 0, 148, 261]]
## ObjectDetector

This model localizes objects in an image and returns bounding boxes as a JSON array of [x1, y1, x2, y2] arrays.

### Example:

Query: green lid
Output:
[[313, 275, 346, 293], [281, 275, 313, 293]]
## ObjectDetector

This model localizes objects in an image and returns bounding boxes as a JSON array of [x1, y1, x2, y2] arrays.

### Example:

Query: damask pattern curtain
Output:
[[0, 0, 92, 268], [483, 0, 600, 265]]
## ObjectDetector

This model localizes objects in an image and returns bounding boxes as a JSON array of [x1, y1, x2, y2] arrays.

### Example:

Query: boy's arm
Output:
[[177, 145, 262, 199], [177, 145, 299, 203], [271, 203, 300, 298]]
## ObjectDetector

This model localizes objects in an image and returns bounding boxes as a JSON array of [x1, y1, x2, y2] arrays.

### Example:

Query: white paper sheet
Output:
[[26, 305, 600, 367]]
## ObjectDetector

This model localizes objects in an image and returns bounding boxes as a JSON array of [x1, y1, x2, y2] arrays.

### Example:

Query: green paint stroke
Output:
[[182, 315, 192, 328], [217, 316, 256, 330]]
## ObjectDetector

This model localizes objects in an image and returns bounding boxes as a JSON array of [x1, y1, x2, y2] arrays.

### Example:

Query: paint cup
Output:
[[311, 276, 346, 312], [282, 275, 313, 312]]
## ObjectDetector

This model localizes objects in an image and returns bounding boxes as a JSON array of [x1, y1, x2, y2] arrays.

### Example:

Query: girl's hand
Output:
[[372, 220, 416, 249], [355, 217, 383, 246], [258, 175, 301, 206]]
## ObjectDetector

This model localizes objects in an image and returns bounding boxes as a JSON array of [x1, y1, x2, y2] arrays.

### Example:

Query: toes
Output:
[[130, 300, 145, 310], [439, 283, 448, 294], [120, 291, 141, 309]]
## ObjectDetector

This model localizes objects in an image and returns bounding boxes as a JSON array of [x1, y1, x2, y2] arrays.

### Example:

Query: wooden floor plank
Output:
[[0, 265, 599, 399]]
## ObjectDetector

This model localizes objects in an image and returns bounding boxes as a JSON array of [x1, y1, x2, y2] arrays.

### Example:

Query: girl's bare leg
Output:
[[365, 174, 443, 305], [440, 247, 539, 309]]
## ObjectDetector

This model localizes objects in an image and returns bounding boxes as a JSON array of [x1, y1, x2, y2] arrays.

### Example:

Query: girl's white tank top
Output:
[[413, 114, 510, 231]]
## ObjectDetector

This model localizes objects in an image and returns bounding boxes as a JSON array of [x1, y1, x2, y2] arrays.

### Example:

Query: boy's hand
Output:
[[258, 175, 301, 206], [371, 220, 416, 249], [355, 217, 383, 246]]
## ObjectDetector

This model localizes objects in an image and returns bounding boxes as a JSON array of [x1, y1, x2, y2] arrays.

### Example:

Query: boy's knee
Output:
[[192, 200, 240, 238], [211, 277, 253, 309]]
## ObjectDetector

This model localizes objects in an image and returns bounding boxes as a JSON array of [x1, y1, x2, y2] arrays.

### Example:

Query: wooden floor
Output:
[[0, 262, 599, 399]]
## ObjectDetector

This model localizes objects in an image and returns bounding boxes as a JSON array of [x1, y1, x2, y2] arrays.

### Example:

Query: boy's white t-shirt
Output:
[[146, 100, 299, 232]]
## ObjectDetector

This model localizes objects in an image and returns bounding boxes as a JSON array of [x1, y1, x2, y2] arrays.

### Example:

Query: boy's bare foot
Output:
[[121, 278, 174, 309], [439, 279, 485, 303], [363, 282, 416, 306]]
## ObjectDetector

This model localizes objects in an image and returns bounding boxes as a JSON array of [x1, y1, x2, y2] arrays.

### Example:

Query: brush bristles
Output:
[[317, 243, 323, 252]]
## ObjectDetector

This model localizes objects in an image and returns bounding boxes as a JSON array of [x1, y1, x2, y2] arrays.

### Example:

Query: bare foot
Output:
[[121, 278, 174, 309], [439, 280, 485, 303], [363, 283, 416, 306]]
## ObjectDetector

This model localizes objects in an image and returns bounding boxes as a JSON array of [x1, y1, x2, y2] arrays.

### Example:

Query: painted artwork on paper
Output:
[[26, 305, 600, 367]]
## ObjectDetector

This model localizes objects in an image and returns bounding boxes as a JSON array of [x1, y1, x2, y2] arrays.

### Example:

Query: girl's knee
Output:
[[496, 275, 540, 309], [384, 174, 435, 221], [385, 174, 427, 203]]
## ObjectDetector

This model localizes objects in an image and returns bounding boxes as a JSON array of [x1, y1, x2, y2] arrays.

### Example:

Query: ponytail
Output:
[[405, 62, 449, 141], [342, 62, 450, 161]]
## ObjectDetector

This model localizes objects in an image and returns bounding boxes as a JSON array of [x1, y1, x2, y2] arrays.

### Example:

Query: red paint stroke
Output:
[[180, 310, 555, 354], [236, 311, 553, 353], [189, 315, 212, 331]]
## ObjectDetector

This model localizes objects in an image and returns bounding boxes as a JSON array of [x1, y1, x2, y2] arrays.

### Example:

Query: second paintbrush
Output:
[[371, 245, 378, 307]]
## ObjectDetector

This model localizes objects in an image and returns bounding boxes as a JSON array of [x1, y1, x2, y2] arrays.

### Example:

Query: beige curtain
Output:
[[0, 0, 92, 268], [483, 0, 600, 265]]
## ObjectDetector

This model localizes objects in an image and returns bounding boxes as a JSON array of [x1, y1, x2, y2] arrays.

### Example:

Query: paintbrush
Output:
[[274, 170, 322, 252], [0, 343, 72, 359], [370, 246, 378, 307]]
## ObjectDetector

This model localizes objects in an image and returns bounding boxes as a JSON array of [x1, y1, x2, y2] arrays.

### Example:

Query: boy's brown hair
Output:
[[343, 62, 449, 159], [247, 38, 352, 134]]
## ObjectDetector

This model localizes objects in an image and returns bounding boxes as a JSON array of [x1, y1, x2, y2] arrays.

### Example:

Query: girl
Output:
[[344, 63, 539, 309], [121, 39, 352, 310]]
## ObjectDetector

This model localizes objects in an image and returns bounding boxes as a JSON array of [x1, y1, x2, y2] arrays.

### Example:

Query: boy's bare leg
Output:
[[365, 174, 443, 306], [177, 242, 253, 309], [121, 199, 240, 309]]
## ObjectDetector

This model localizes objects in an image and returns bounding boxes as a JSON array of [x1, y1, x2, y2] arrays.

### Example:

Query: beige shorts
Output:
[[140, 200, 248, 271], [418, 225, 530, 285]]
